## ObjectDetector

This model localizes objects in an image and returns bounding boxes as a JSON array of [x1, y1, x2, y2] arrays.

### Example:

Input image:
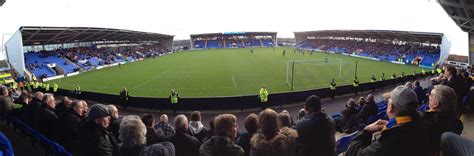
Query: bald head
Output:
[[34, 92, 44, 101], [174, 114, 188, 131], [160, 114, 169, 123]]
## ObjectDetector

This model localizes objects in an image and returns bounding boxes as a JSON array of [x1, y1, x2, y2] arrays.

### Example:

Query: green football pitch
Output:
[[49, 47, 422, 97]]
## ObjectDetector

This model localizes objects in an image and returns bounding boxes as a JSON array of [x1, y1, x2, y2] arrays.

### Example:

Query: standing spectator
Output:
[[462, 71, 472, 96], [0, 87, 14, 120], [189, 111, 208, 143], [294, 95, 336, 156], [119, 87, 130, 109], [441, 66, 466, 117], [251, 109, 298, 156], [166, 114, 201, 156], [200, 114, 244, 156], [35, 93, 58, 139], [76, 104, 118, 156], [118, 115, 175, 156], [413, 81, 426, 105], [55, 100, 87, 153], [346, 86, 430, 156], [55, 96, 72, 115], [107, 105, 122, 142], [155, 114, 175, 137], [236, 113, 258, 156], [141, 113, 164, 145], [13, 91, 32, 119], [423, 85, 464, 155], [335, 98, 361, 133], [358, 94, 378, 124]]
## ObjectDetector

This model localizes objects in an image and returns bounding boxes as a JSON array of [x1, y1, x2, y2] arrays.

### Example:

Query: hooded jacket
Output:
[[250, 127, 298, 156], [188, 121, 208, 142]]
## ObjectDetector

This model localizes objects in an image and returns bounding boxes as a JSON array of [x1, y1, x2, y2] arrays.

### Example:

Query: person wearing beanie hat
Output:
[[347, 86, 430, 156], [76, 104, 118, 156], [294, 95, 336, 156]]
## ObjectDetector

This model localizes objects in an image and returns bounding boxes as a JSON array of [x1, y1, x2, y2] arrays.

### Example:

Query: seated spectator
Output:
[[107, 105, 122, 142], [200, 114, 244, 156], [357, 97, 366, 112], [76, 104, 118, 156], [55, 96, 72, 115], [251, 109, 298, 156], [358, 94, 378, 124], [277, 111, 293, 129], [347, 86, 430, 156], [55, 100, 87, 153], [141, 113, 164, 145], [440, 132, 474, 156], [188, 111, 208, 143], [413, 81, 426, 105], [236, 113, 259, 156], [166, 114, 201, 156], [118, 115, 175, 156], [23, 92, 43, 127], [155, 114, 175, 137], [204, 118, 215, 142], [35, 93, 57, 139], [294, 95, 336, 156], [12, 91, 32, 118], [296, 108, 306, 122], [335, 98, 361, 133], [423, 85, 463, 155], [405, 82, 414, 89]]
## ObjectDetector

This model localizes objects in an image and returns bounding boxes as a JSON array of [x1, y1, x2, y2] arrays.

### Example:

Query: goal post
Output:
[[286, 59, 357, 90]]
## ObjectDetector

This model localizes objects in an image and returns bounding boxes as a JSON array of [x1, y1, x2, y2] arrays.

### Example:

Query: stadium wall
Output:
[[440, 35, 451, 67], [58, 74, 426, 111], [4, 30, 25, 77]]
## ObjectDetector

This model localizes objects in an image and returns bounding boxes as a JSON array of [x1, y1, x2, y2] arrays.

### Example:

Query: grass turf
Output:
[[49, 47, 422, 97]]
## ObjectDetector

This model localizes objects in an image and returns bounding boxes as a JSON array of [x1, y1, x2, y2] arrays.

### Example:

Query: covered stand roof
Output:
[[20, 26, 174, 46], [439, 0, 474, 32], [190, 32, 277, 38], [295, 30, 443, 44]]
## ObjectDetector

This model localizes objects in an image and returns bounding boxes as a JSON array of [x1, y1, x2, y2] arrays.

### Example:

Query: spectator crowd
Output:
[[0, 65, 474, 156]]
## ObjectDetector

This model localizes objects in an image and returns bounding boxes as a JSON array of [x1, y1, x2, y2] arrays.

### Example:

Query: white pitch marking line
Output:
[[232, 75, 237, 88]]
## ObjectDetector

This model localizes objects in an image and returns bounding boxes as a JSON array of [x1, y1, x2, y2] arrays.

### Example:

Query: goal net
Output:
[[286, 59, 356, 90]]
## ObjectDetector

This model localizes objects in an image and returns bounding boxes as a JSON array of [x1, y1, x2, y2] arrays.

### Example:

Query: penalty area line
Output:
[[232, 75, 237, 88]]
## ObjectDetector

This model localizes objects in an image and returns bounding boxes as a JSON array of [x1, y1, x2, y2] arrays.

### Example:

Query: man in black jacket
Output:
[[23, 92, 43, 127], [35, 93, 58, 139], [441, 66, 466, 117], [54, 100, 87, 153], [347, 86, 430, 156], [76, 104, 118, 156], [358, 94, 378, 124], [166, 114, 201, 156], [423, 85, 463, 155], [294, 95, 336, 156]]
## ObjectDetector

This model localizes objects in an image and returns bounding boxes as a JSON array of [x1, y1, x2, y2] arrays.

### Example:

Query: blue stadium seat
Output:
[[336, 131, 359, 154], [418, 103, 429, 112], [0, 132, 14, 156]]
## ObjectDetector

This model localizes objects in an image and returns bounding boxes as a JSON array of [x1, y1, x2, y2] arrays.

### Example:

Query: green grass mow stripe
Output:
[[49, 47, 421, 97]]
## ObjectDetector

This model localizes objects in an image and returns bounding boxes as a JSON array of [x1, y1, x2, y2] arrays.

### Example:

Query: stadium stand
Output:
[[294, 30, 442, 68], [191, 32, 277, 49], [24, 44, 169, 78]]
